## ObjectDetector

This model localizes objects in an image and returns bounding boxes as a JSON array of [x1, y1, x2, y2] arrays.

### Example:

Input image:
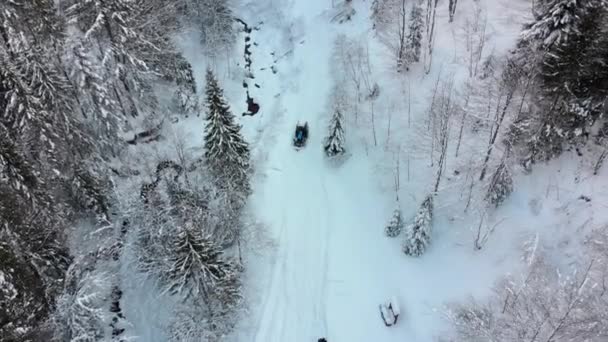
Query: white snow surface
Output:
[[233, 0, 521, 341], [230, 0, 519, 341], [114, 0, 608, 341]]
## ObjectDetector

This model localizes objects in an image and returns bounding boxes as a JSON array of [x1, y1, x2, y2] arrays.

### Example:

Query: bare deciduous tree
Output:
[[449, 0, 458, 23], [462, 2, 488, 78], [446, 245, 608, 342], [423, 0, 439, 74]]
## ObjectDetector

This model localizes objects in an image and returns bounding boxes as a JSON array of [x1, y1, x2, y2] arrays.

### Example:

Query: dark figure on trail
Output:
[[293, 122, 309, 148], [243, 92, 260, 116]]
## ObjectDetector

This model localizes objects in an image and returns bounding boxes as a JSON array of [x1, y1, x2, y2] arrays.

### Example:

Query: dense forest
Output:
[[0, 0, 248, 340]]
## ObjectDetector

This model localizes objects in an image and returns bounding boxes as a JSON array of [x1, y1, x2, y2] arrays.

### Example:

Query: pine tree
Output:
[[515, 0, 608, 164], [402, 195, 433, 256], [521, 0, 584, 47], [385, 205, 405, 237], [172, 58, 200, 115], [63, 0, 153, 117], [203, 69, 250, 192], [0, 53, 49, 140], [405, 3, 424, 65], [485, 162, 513, 208], [324, 108, 346, 157], [64, 35, 122, 154], [164, 228, 238, 301], [0, 124, 39, 201]]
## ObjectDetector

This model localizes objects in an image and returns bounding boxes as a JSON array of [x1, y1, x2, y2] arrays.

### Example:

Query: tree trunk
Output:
[[455, 91, 470, 157], [397, 0, 407, 70], [371, 101, 377, 147], [424, 0, 439, 74], [479, 90, 514, 181], [449, 0, 458, 23]]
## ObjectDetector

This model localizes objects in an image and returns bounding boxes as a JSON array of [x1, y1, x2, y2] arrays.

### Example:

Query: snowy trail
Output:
[[249, 0, 402, 340], [252, 1, 334, 340]]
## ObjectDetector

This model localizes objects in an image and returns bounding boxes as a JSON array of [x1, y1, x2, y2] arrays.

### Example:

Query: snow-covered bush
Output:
[[53, 259, 112, 342], [402, 195, 433, 256], [385, 206, 404, 237]]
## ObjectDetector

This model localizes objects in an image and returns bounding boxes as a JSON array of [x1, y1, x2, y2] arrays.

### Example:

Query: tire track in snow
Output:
[[319, 170, 331, 337], [251, 2, 336, 340]]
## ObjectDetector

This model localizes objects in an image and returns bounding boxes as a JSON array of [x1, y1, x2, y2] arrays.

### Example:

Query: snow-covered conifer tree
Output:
[[521, 0, 584, 47], [64, 36, 121, 152], [203, 69, 250, 193], [485, 162, 513, 208], [405, 3, 424, 66], [163, 228, 240, 302], [172, 58, 200, 115], [324, 108, 346, 157], [402, 195, 433, 256], [514, 0, 608, 164], [385, 206, 405, 237], [54, 269, 111, 342]]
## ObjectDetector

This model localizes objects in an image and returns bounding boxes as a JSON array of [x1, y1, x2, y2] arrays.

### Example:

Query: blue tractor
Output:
[[293, 122, 309, 149]]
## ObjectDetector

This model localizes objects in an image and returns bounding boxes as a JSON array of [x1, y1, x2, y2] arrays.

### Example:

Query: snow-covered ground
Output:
[[116, 0, 608, 341], [233, 0, 522, 341], [230, 0, 520, 340]]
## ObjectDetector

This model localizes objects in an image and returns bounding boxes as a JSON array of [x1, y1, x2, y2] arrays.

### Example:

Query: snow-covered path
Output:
[[251, 2, 334, 340], [249, 1, 403, 341]]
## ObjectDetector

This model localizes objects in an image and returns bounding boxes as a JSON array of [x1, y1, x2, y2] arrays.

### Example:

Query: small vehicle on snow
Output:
[[379, 296, 400, 327], [293, 122, 309, 149]]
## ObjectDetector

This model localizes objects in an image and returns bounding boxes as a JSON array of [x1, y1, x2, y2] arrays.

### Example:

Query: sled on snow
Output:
[[379, 296, 400, 327], [293, 122, 309, 149]]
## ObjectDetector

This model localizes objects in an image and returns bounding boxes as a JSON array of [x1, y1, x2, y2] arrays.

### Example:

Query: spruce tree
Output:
[[405, 3, 424, 66], [324, 108, 346, 157], [164, 229, 238, 300], [385, 205, 405, 237], [521, 0, 584, 47], [402, 195, 433, 256], [516, 0, 608, 164], [485, 162, 513, 208], [203, 69, 250, 193]]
